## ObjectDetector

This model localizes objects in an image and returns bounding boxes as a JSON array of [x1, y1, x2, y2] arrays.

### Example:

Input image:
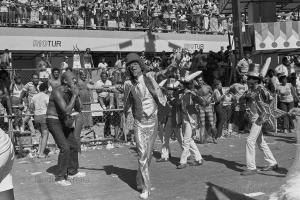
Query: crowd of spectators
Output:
[[0, 0, 233, 34]]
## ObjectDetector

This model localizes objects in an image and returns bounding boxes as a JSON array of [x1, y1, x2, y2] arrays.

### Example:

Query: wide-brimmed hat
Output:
[[247, 57, 271, 79]]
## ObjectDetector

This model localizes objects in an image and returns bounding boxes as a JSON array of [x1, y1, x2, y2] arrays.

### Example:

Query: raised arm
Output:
[[53, 87, 78, 116]]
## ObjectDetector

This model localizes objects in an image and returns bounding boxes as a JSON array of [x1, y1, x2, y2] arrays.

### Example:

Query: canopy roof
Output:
[[220, 0, 300, 14]]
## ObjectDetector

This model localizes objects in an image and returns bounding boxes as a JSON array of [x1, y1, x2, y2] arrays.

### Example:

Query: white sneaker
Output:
[[68, 172, 86, 179], [139, 191, 149, 199], [55, 180, 72, 186]]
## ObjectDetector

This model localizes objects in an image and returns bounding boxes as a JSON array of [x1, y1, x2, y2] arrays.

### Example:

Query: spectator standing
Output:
[[20, 73, 41, 135], [37, 54, 52, 80], [95, 72, 113, 137], [10, 75, 24, 132], [236, 51, 252, 79], [213, 79, 234, 138], [277, 75, 299, 134], [30, 82, 49, 158], [0, 49, 11, 70], [60, 56, 69, 73], [275, 57, 289, 77], [48, 68, 61, 92], [78, 70, 93, 129], [98, 58, 108, 72]]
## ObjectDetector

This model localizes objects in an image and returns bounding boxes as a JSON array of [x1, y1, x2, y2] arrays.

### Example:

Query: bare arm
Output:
[[3, 87, 12, 115], [53, 89, 77, 116]]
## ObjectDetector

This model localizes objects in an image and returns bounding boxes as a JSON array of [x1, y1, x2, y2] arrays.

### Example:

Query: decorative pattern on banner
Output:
[[255, 21, 300, 50]]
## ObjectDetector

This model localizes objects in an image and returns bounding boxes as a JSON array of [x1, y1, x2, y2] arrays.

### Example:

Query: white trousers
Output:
[[246, 123, 277, 170], [180, 119, 202, 164], [158, 117, 183, 159]]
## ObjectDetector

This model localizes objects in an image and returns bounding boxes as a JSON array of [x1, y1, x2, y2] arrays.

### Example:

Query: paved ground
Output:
[[12, 132, 297, 200]]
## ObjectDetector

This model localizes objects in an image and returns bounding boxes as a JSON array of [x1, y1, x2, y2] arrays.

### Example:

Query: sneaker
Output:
[[189, 160, 203, 166], [240, 169, 257, 176], [68, 172, 86, 179], [156, 158, 169, 163], [177, 164, 187, 169], [139, 190, 149, 199], [55, 180, 72, 186], [261, 164, 278, 172]]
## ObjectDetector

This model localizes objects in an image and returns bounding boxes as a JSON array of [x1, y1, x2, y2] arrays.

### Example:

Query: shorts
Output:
[[34, 115, 48, 132]]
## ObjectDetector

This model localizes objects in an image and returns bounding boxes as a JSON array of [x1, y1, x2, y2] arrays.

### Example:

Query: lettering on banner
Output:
[[183, 43, 204, 51], [33, 40, 62, 48]]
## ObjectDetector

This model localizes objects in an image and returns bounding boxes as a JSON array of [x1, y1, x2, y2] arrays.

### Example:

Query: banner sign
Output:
[[0, 28, 229, 53], [255, 21, 300, 51]]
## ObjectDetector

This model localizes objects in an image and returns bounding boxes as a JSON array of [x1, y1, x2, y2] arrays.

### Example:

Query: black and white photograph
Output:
[[1, 0, 300, 199]]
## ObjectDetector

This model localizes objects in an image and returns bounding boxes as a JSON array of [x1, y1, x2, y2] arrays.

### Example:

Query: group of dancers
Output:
[[1, 52, 299, 200]]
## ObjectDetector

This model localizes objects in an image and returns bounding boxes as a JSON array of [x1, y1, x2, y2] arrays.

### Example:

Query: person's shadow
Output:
[[103, 165, 138, 192], [202, 155, 245, 172], [46, 165, 59, 176]]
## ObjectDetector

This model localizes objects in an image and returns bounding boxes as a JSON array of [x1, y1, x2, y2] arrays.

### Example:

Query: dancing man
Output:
[[177, 71, 204, 169], [100, 53, 177, 199], [46, 71, 85, 186], [194, 74, 217, 144], [240, 63, 279, 176], [157, 75, 183, 162]]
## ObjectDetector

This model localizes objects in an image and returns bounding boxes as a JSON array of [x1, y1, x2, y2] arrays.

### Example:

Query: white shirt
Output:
[[277, 83, 294, 103], [95, 79, 112, 98], [98, 62, 108, 70], [30, 92, 49, 115]]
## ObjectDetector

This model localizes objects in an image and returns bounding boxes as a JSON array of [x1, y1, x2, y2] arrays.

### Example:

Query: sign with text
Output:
[[0, 28, 229, 53]]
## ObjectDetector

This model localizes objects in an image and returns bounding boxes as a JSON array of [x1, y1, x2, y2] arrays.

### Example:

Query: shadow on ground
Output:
[[202, 155, 245, 172], [103, 165, 138, 192], [205, 182, 255, 200]]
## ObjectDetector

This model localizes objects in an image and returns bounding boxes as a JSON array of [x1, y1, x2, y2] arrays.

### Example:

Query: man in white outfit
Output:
[[240, 63, 278, 176]]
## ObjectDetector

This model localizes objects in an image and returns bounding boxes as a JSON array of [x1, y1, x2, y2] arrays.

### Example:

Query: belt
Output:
[[46, 115, 59, 119]]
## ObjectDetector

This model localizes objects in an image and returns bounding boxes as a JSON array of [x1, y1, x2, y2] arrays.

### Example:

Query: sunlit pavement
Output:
[[13, 132, 297, 200]]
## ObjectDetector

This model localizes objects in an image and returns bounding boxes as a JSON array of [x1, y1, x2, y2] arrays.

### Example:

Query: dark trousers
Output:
[[215, 104, 232, 138], [279, 101, 294, 130], [46, 118, 79, 181]]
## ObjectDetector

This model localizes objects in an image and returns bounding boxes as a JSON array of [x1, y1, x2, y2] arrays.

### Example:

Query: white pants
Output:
[[180, 119, 202, 164], [158, 117, 183, 160], [246, 123, 277, 170]]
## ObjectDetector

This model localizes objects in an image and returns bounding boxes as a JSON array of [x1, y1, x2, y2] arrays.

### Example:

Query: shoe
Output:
[[68, 172, 86, 179], [261, 164, 278, 172], [139, 190, 149, 199], [156, 158, 169, 162], [284, 129, 288, 134], [177, 164, 187, 169], [189, 160, 203, 166], [55, 180, 72, 186], [240, 169, 257, 176]]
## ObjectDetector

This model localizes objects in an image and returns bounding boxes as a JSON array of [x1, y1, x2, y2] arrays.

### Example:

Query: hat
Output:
[[64, 56, 69, 59], [125, 53, 143, 66], [181, 71, 202, 83], [247, 63, 260, 77]]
